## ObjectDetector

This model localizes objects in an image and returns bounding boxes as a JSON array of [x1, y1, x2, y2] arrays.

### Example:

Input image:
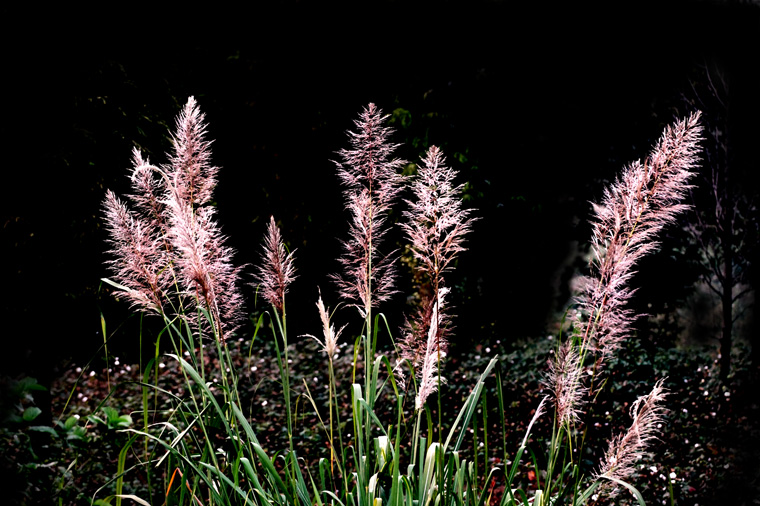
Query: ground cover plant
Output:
[[42, 328, 759, 505], [43, 98, 710, 505]]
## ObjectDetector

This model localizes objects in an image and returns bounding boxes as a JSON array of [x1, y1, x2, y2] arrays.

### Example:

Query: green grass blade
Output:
[[290, 452, 313, 506], [240, 457, 269, 505], [444, 357, 498, 452], [322, 490, 346, 506], [199, 461, 256, 505], [231, 400, 260, 446], [168, 353, 232, 434], [253, 443, 296, 505], [597, 476, 646, 506], [115, 434, 139, 506], [388, 395, 403, 506]]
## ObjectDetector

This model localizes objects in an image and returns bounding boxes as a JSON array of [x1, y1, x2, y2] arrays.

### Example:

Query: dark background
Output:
[[2, 1, 758, 390]]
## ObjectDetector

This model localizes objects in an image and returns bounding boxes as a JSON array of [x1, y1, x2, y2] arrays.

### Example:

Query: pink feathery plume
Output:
[[306, 289, 345, 358], [414, 288, 450, 411], [127, 150, 175, 288], [399, 146, 474, 381], [333, 103, 405, 316], [597, 380, 668, 495], [103, 147, 175, 315], [129, 149, 168, 232], [402, 146, 474, 284], [102, 190, 167, 314], [167, 97, 218, 207], [521, 396, 549, 449], [162, 98, 244, 338], [166, 192, 245, 338], [398, 295, 436, 373], [103, 97, 245, 339], [545, 340, 587, 427], [545, 114, 700, 432], [253, 216, 297, 313], [574, 112, 702, 362]]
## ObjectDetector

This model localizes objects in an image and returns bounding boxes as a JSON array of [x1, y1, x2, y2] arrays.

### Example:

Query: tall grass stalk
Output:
[[536, 112, 703, 504], [99, 98, 702, 506], [332, 104, 406, 475]]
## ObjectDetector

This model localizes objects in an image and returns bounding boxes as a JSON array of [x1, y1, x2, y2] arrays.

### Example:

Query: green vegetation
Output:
[[2, 98, 757, 506]]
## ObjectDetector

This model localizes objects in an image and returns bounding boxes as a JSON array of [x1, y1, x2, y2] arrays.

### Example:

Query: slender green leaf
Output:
[[253, 443, 296, 505]]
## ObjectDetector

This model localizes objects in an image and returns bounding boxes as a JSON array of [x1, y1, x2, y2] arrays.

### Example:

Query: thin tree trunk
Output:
[[719, 177, 734, 382], [719, 254, 732, 381], [752, 287, 760, 370]]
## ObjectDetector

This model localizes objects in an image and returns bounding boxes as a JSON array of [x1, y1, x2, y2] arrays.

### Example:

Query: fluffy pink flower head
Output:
[[545, 340, 587, 427], [102, 189, 167, 314], [128, 149, 167, 232], [333, 103, 405, 316], [597, 380, 668, 495], [414, 287, 450, 411], [162, 98, 244, 338], [167, 97, 218, 207], [166, 191, 245, 337], [399, 145, 474, 385], [574, 112, 702, 362], [402, 145, 474, 283], [253, 216, 297, 312], [103, 97, 245, 339]]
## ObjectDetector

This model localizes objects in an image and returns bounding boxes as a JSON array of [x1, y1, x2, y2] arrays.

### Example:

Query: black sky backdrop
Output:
[[2, 2, 758, 388]]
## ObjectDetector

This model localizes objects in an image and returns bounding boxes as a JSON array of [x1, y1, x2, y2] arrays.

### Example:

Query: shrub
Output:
[[97, 98, 702, 505]]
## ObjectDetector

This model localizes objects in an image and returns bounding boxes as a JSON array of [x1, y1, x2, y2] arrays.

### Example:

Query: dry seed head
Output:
[[253, 216, 297, 312], [333, 103, 406, 315], [597, 379, 668, 490], [574, 112, 702, 364]]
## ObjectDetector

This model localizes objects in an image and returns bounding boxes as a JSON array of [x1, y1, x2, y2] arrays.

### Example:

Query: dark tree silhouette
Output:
[[683, 64, 758, 381]]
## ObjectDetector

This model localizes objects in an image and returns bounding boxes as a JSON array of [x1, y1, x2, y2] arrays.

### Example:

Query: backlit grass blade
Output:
[[444, 357, 498, 452]]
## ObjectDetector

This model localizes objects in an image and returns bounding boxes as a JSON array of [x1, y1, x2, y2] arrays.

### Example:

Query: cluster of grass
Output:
[[6, 98, 757, 506], [0, 331, 753, 505]]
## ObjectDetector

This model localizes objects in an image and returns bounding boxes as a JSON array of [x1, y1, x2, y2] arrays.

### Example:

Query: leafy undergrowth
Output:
[[600, 340, 760, 505], [4, 329, 755, 505]]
